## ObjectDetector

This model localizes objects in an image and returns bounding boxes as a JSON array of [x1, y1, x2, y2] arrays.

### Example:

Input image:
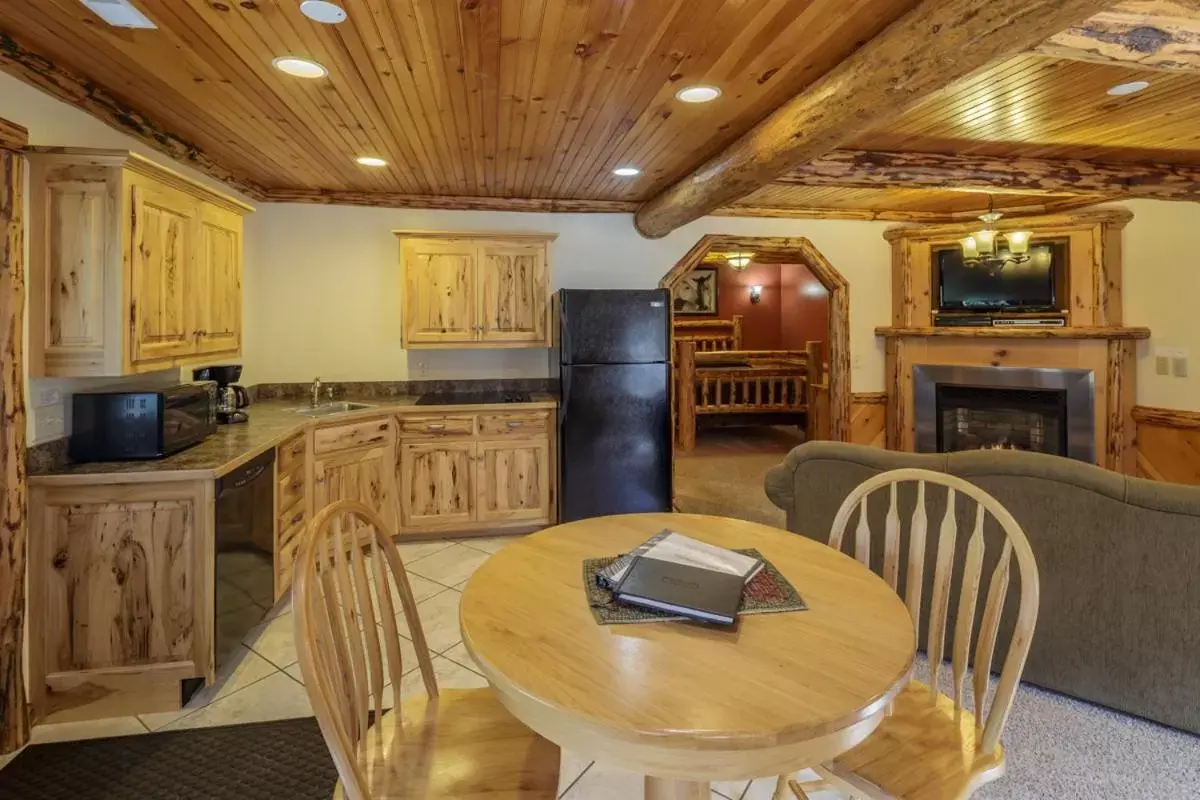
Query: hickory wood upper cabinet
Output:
[[398, 231, 554, 349], [26, 148, 253, 377]]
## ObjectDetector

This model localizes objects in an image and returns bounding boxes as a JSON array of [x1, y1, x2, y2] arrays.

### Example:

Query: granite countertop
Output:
[[30, 394, 558, 485]]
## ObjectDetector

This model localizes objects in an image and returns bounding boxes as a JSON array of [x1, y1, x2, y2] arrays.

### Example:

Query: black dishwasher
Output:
[[214, 449, 277, 670]]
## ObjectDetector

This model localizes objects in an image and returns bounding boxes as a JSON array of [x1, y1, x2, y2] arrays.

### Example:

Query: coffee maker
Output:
[[192, 365, 250, 424]]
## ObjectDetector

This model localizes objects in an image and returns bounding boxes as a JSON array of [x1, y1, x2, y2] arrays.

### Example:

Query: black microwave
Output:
[[70, 382, 218, 462]]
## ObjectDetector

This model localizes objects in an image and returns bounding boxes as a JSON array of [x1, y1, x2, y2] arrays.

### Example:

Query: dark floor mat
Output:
[[0, 716, 337, 799]]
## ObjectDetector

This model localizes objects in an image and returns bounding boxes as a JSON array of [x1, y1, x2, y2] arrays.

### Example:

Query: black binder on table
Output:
[[613, 557, 744, 626]]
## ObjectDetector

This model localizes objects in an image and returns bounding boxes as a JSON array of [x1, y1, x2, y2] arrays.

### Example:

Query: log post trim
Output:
[[0, 118, 29, 753]]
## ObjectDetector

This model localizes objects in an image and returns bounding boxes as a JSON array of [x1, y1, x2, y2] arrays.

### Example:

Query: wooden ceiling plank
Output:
[[511, 0, 597, 196], [425, 0, 478, 193], [336, 6, 436, 193], [146, 0, 364, 189], [598, 0, 923, 202], [0, 27, 264, 197], [505, 0, 567, 193], [635, 0, 1116, 238], [234, 1, 397, 192], [547, 0, 696, 199], [18, 0, 303, 185], [497, 0, 545, 193], [273, 1, 416, 192], [397, 0, 469, 193], [362, 0, 457, 193], [521, 0, 637, 197], [472, 0, 502, 195], [1039, 0, 1200, 72]]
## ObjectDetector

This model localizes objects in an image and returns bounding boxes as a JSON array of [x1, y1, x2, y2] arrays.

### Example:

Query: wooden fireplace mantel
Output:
[[876, 326, 1150, 340], [878, 208, 1141, 474]]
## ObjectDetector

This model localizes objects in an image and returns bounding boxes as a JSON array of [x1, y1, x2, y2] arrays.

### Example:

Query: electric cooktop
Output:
[[414, 391, 533, 406]]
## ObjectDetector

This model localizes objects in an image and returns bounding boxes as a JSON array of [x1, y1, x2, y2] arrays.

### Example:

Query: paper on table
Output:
[[601, 530, 763, 587]]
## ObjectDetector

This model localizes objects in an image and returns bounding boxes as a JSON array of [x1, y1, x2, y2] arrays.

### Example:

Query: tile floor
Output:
[[1, 535, 828, 799]]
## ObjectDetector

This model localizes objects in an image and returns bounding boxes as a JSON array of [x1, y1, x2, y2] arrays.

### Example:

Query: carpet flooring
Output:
[[673, 425, 802, 527], [0, 717, 337, 800]]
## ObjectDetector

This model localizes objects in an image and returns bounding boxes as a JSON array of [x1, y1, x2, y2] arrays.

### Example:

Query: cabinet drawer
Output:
[[278, 513, 307, 554], [277, 469, 306, 520], [478, 411, 550, 437], [314, 417, 392, 454], [278, 433, 307, 473], [397, 414, 475, 438]]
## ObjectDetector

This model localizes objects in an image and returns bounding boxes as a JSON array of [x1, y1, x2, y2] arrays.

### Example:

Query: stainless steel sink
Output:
[[294, 402, 375, 417]]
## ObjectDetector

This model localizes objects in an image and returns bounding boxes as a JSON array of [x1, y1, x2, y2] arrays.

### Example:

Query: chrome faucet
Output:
[[310, 376, 322, 408]]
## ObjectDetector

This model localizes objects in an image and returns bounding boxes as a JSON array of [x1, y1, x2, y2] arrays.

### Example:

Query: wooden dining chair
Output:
[[779, 468, 1040, 800], [293, 499, 560, 800]]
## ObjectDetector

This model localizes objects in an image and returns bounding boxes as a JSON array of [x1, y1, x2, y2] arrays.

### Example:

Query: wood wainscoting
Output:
[[1133, 406, 1200, 485], [851, 393, 887, 447]]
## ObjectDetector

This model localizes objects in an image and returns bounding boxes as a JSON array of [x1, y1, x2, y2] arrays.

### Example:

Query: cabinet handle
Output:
[[426, 423, 446, 431], [505, 420, 524, 428]]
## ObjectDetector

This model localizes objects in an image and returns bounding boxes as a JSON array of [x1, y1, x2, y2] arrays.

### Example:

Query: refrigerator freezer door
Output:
[[559, 289, 670, 365], [559, 362, 672, 521]]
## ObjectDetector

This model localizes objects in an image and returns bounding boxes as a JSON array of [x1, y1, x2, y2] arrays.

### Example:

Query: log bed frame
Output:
[[673, 315, 744, 352], [675, 340, 823, 452]]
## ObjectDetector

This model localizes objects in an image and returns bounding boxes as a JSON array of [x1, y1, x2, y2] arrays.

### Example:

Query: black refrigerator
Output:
[[558, 289, 673, 522]]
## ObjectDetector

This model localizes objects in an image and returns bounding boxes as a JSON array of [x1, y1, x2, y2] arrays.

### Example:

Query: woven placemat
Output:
[[583, 548, 806, 624]]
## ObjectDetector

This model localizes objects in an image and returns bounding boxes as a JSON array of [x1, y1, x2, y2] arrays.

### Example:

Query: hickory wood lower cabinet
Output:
[[398, 409, 555, 533], [27, 480, 214, 723]]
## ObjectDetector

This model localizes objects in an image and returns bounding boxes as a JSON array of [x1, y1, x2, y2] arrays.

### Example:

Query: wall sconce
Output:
[[749, 285, 763, 304]]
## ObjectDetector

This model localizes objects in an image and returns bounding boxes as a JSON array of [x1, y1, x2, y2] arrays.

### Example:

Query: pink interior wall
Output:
[[714, 263, 782, 350], [780, 262, 830, 352]]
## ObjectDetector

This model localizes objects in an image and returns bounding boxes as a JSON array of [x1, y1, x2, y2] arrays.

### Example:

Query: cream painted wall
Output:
[[1121, 199, 1200, 410], [242, 204, 893, 390]]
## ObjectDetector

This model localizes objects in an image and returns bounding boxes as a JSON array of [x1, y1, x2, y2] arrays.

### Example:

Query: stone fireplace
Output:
[[913, 364, 1095, 462]]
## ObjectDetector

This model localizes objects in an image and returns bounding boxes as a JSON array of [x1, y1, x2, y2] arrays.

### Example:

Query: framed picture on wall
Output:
[[672, 267, 718, 315]]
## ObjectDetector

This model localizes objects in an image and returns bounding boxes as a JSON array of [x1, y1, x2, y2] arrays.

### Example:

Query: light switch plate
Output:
[[1174, 356, 1189, 378], [1156, 355, 1170, 375]]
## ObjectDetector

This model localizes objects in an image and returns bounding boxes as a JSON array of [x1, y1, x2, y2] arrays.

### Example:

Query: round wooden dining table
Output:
[[460, 513, 915, 800]]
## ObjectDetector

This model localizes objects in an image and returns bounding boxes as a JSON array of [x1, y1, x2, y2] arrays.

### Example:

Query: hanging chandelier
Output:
[[960, 198, 1032, 274]]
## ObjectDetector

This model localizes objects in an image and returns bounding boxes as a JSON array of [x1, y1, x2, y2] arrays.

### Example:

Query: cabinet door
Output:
[[478, 242, 548, 344], [194, 203, 242, 356], [476, 438, 551, 524], [402, 241, 477, 346], [30, 482, 210, 721], [399, 441, 476, 529], [313, 445, 394, 528], [128, 181, 197, 367]]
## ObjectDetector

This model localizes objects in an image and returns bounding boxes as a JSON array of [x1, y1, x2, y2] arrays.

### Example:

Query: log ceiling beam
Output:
[[780, 149, 1200, 200], [1038, 0, 1200, 72], [262, 189, 639, 213], [633, 0, 1115, 239], [716, 194, 1109, 223]]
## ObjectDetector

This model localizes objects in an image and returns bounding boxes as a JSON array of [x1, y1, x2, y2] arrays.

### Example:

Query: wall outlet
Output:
[[33, 404, 65, 443]]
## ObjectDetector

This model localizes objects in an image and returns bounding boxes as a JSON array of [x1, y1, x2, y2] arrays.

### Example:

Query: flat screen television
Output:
[[936, 242, 1061, 312]]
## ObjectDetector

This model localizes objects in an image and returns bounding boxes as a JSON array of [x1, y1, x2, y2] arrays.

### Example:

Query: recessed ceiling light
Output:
[[1107, 80, 1150, 97], [79, 0, 156, 29], [356, 156, 387, 167], [272, 56, 329, 79], [675, 85, 722, 104], [613, 166, 640, 177], [300, 0, 347, 24]]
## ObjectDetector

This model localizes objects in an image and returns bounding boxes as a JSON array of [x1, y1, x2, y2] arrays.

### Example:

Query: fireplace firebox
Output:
[[913, 364, 1095, 462]]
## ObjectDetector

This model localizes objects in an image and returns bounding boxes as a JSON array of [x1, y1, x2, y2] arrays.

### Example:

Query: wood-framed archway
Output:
[[659, 234, 851, 442]]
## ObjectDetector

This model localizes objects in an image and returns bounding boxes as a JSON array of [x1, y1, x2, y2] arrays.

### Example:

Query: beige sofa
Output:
[[763, 441, 1200, 735]]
